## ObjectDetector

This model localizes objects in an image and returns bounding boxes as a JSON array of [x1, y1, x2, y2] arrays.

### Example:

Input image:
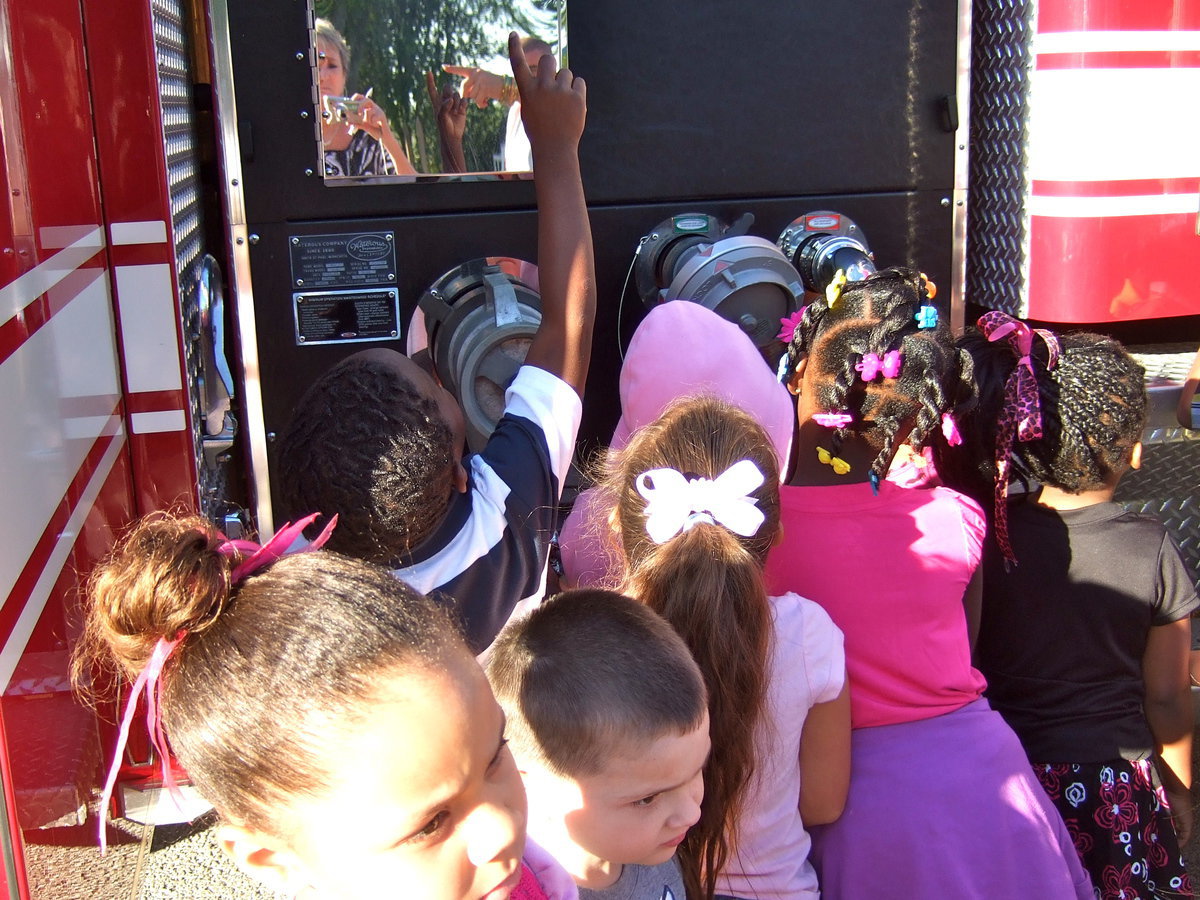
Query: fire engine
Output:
[[0, 0, 1196, 894]]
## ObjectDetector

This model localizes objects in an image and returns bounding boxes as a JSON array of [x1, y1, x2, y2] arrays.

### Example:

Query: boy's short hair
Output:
[[487, 589, 706, 778], [276, 353, 455, 566]]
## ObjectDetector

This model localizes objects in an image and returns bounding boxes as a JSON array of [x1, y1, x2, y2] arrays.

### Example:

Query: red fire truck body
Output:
[[0, 0, 1195, 895]]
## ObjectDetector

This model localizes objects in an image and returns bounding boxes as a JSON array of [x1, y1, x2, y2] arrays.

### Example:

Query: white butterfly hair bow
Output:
[[635, 459, 766, 544]]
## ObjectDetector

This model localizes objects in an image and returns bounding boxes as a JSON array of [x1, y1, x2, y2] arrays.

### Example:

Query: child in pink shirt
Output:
[[767, 267, 1092, 899]]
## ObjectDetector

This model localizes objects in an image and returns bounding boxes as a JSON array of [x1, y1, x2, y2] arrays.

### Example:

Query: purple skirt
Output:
[[809, 699, 1094, 900]]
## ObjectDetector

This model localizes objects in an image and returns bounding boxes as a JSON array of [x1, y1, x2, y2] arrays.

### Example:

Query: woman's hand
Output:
[[344, 92, 416, 176], [441, 64, 506, 109]]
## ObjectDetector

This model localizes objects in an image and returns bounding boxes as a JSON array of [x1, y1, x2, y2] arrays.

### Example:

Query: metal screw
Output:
[[296, 278, 304, 286], [390, 330, 398, 337], [385, 234, 393, 242], [249, 233, 260, 244], [431, 290, 442, 300], [231, 178, 239, 187], [940, 198, 951, 207], [295, 51, 304, 61], [959, 144, 965, 150], [956, 200, 964, 207], [650, 233, 660, 241], [297, 296, 304, 303], [1, 248, 11, 255], [292, 237, 300, 245], [300, 110, 309, 119], [267, 432, 277, 442], [304, 168, 314, 177], [388, 273, 395, 281], [236, 236, 245, 245]]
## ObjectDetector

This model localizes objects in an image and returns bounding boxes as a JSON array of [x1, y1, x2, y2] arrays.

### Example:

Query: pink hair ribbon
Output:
[[977, 311, 1060, 565], [96, 514, 337, 852], [855, 350, 903, 382], [636, 460, 765, 544], [941, 412, 963, 446], [813, 412, 854, 429]]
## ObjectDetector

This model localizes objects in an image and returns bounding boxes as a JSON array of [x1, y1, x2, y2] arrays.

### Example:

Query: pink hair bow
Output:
[[776, 306, 808, 343], [855, 350, 902, 382], [217, 512, 338, 581], [813, 412, 854, 428], [636, 460, 765, 544], [977, 311, 1060, 565], [97, 514, 337, 853]]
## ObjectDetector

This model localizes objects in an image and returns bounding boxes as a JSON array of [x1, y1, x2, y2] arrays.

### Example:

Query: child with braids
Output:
[[951, 317, 1197, 898], [601, 395, 851, 900], [767, 267, 1093, 898], [72, 514, 578, 899]]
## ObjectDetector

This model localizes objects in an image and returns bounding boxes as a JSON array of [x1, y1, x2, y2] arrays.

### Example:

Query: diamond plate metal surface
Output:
[[1114, 430, 1200, 591], [966, 0, 1035, 316]]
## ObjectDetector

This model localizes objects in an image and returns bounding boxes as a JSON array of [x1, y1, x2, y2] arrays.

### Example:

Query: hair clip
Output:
[[826, 269, 848, 309], [919, 272, 937, 301], [776, 352, 793, 384], [855, 350, 903, 382], [869, 470, 881, 495], [813, 411, 854, 428], [816, 447, 851, 475], [941, 412, 963, 446], [915, 306, 939, 329], [776, 306, 808, 343]]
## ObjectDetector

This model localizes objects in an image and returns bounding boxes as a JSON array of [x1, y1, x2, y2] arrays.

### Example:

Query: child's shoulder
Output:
[[770, 592, 844, 648]]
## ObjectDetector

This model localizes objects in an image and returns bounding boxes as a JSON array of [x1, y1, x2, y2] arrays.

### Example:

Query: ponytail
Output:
[[606, 396, 779, 900], [72, 513, 460, 839], [627, 524, 770, 900]]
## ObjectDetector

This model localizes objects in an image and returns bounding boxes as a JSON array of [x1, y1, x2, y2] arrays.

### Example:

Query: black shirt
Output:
[[976, 499, 1199, 762]]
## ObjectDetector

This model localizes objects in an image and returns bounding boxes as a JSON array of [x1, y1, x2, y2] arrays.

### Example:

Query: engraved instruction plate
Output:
[[289, 231, 396, 290], [293, 288, 400, 345]]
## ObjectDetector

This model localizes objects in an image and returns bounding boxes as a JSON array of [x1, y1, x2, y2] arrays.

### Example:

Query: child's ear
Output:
[[1130, 441, 1143, 470], [217, 823, 310, 897], [453, 460, 469, 493], [787, 357, 808, 397]]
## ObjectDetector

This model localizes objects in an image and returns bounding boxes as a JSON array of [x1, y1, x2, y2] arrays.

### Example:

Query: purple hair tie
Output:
[[813, 412, 854, 428], [977, 311, 1060, 565], [856, 350, 903, 382], [96, 513, 337, 853]]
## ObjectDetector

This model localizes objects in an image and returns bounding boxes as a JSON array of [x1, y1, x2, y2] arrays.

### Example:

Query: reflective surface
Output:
[[311, 0, 566, 182]]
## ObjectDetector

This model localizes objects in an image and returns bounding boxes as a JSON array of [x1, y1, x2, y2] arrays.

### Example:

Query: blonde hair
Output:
[[604, 396, 779, 900]]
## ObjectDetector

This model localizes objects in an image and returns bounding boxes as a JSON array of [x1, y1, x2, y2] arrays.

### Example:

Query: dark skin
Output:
[[505, 32, 594, 397], [424, 71, 467, 174]]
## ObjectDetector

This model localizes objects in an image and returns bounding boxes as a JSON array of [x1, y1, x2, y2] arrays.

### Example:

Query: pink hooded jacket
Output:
[[558, 302, 794, 587]]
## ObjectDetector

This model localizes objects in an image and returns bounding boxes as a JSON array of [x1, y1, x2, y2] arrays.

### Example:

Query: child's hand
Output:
[[508, 31, 585, 156]]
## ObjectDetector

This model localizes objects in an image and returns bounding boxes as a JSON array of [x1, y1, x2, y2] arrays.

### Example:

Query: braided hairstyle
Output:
[[948, 329, 1146, 501], [277, 352, 456, 567], [781, 267, 976, 482]]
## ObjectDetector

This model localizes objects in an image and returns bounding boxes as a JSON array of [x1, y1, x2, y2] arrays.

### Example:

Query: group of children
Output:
[[73, 33, 1198, 900]]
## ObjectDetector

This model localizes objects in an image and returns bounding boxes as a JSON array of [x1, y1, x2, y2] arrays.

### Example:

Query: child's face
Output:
[[528, 714, 709, 871], [248, 650, 528, 899]]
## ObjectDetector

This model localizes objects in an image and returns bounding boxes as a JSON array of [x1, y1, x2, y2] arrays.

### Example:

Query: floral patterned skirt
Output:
[[1034, 760, 1193, 900]]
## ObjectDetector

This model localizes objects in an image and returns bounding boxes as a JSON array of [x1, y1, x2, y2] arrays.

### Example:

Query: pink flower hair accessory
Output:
[[97, 513, 338, 853], [855, 350, 903, 382], [813, 411, 854, 428], [776, 306, 808, 343]]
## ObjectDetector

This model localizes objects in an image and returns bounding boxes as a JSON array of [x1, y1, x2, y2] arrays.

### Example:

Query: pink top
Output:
[[764, 481, 987, 729], [715, 592, 845, 900]]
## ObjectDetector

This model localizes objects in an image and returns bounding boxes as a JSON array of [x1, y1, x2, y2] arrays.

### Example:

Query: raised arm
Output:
[[507, 33, 595, 397]]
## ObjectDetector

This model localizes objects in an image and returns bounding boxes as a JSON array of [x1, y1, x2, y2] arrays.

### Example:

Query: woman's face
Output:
[[316, 38, 346, 98], [276, 651, 529, 898]]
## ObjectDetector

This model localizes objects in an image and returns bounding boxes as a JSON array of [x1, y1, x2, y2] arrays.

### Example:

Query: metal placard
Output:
[[288, 231, 396, 290], [293, 288, 400, 346]]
